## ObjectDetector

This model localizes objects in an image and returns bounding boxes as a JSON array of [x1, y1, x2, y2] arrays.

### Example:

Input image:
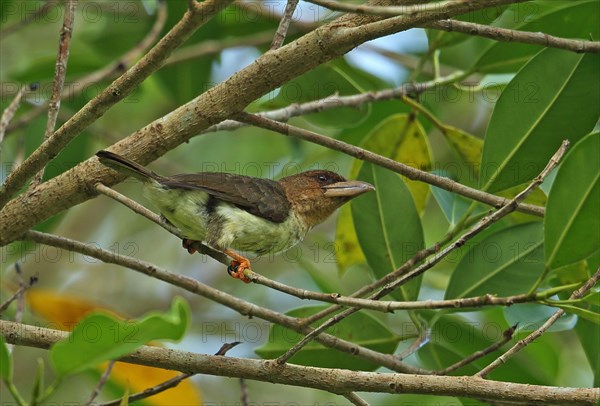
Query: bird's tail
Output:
[[96, 150, 159, 182]]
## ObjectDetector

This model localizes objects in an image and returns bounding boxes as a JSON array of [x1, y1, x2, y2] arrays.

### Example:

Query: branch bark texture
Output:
[[1, 320, 598, 405]]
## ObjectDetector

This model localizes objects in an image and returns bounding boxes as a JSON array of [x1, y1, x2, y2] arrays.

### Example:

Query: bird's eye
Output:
[[318, 174, 328, 182]]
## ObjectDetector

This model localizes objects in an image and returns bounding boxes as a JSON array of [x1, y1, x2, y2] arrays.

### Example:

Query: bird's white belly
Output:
[[213, 204, 309, 255]]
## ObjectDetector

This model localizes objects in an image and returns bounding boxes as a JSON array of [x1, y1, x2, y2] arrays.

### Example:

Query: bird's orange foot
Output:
[[182, 239, 198, 254], [224, 249, 252, 283]]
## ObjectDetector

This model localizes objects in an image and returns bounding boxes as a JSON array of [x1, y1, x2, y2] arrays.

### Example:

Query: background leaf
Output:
[[545, 133, 600, 270], [352, 163, 424, 301], [480, 49, 600, 193], [336, 114, 431, 274], [0, 336, 11, 381], [50, 297, 190, 376], [472, 0, 600, 73], [255, 305, 399, 371], [445, 222, 544, 299]]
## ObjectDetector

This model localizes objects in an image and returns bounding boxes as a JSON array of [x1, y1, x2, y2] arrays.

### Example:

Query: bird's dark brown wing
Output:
[[159, 172, 291, 223]]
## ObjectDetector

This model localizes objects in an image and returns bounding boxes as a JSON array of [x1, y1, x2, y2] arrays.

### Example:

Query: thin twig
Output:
[[235, 112, 545, 217], [205, 70, 468, 134], [249, 271, 548, 311], [437, 325, 517, 375], [271, 0, 300, 49], [240, 378, 250, 406], [101, 341, 240, 406], [0, 83, 38, 148], [274, 141, 570, 365], [477, 267, 600, 378], [100, 372, 193, 406], [94, 183, 228, 265], [85, 360, 116, 406], [343, 392, 370, 406], [31, 0, 77, 187], [428, 19, 600, 54], [0, 265, 38, 315], [304, 0, 473, 17]]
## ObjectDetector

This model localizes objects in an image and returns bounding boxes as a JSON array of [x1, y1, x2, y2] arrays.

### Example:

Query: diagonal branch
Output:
[[271, 0, 300, 49], [21, 230, 425, 374], [235, 112, 545, 217], [0, 0, 235, 210], [477, 266, 600, 378]]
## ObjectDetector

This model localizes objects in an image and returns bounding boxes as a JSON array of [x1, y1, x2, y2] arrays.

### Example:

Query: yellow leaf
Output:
[[26, 289, 118, 330], [108, 362, 202, 405], [497, 184, 547, 223], [443, 125, 483, 174]]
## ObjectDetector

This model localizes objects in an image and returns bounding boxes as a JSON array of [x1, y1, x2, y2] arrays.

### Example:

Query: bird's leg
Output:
[[182, 239, 198, 254], [224, 249, 252, 284]]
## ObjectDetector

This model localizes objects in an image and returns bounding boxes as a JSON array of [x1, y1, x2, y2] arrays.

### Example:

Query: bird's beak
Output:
[[322, 180, 375, 197]]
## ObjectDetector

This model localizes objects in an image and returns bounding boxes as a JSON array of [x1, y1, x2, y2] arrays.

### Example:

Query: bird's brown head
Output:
[[278, 170, 375, 228]]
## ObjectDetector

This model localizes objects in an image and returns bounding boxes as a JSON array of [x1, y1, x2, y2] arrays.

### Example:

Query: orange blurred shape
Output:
[[25, 289, 202, 405]]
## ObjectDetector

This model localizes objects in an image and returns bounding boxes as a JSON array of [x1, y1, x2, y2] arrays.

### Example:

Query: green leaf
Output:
[[545, 133, 600, 270], [552, 304, 600, 325], [480, 49, 599, 193], [417, 314, 502, 374], [31, 358, 45, 405], [255, 306, 400, 371], [336, 114, 431, 274], [0, 335, 11, 381], [576, 318, 600, 387], [352, 163, 424, 301], [504, 304, 577, 332], [50, 297, 190, 377], [473, 1, 600, 73], [445, 222, 544, 299]]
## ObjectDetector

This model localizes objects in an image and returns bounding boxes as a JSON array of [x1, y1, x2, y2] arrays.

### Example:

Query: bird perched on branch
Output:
[[96, 150, 374, 283]]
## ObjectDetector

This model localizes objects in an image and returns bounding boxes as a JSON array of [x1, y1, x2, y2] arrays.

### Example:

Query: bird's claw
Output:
[[182, 239, 197, 254], [227, 260, 251, 284]]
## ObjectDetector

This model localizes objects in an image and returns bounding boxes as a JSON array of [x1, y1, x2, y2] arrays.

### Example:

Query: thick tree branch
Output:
[[0, 0, 530, 245], [1, 320, 597, 405]]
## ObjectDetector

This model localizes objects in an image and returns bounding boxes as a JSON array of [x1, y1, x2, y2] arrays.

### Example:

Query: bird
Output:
[[96, 150, 375, 283]]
